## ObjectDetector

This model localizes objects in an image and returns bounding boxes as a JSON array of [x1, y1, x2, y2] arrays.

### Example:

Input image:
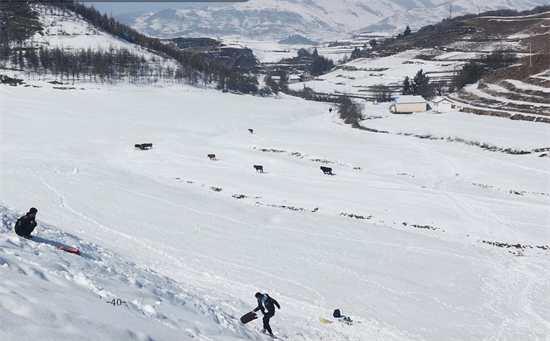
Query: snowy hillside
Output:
[[1, 79, 549, 339], [288, 49, 459, 95], [116, 0, 550, 40], [25, 5, 176, 68], [1, 206, 246, 341]]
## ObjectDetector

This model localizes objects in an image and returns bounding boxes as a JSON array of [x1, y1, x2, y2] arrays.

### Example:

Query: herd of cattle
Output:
[[135, 130, 335, 176]]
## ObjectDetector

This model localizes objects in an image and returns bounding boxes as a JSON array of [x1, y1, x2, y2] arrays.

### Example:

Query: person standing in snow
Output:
[[251, 292, 280, 336], [15, 207, 38, 239]]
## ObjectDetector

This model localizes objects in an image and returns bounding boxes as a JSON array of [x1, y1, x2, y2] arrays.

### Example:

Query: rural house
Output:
[[430, 97, 453, 113], [393, 95, 427, 113]]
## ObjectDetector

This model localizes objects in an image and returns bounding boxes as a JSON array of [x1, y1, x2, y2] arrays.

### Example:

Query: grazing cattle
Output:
[[320, 166, 333, 175], [208, 154, 216, 160], [248, 129, 254, 134], [254, 165, 264, 173], [135, 143, 153, 150]]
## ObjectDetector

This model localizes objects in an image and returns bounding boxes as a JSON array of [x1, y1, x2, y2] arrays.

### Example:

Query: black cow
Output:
[[208, 154, 216, 160], [254, 165, 264, 173], [135, 143, 153, 150], [320, 166, 333, 175]]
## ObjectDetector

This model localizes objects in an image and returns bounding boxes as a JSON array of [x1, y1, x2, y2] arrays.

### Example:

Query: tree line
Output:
[[1, 1, 260, 93], [452, 50, 517, 90], [293, 48, 335, 76], [2, 44, 205, 85]]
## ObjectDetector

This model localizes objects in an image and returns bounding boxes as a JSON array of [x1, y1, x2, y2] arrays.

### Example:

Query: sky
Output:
[[84, 1, 243, 16]]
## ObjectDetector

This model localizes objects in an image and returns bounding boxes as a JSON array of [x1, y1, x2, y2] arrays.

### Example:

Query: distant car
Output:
[[222, 88, 229, 93]]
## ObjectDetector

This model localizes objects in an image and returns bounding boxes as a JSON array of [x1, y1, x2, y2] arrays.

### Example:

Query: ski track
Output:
[[40, 172, 329, 309], [32, 164, 519, 262], [33, 173, 332, 327]]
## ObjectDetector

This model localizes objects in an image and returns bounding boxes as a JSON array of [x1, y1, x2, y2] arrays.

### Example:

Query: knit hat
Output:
[[29, 207, 38, 214]]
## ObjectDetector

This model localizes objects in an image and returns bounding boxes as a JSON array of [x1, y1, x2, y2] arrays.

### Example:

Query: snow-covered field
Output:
[[222, 39, 350, 64], [1, 82, 549, 340], [361, 110, 550, 151]]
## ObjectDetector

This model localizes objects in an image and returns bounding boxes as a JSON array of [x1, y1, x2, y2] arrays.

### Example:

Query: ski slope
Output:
[[0, 206, 246, 341], [1, 82, 549, 340]]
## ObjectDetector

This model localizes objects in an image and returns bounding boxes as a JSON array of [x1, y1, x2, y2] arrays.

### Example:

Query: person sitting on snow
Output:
[[15, 207, 38, 239], [251, 292, 280, 336]]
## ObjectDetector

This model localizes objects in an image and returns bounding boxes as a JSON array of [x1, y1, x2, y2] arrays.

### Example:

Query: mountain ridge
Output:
[[115, 0, 550, 40]]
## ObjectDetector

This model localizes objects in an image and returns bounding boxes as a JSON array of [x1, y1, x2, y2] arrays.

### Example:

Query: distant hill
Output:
[[278, 34, 318, 45]]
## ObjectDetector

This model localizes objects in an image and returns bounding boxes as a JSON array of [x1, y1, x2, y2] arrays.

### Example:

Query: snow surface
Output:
[[505, 79, 550, 93], [1, 81, 549, 340], [0, 207, 246, 341], [361, 110, 549, 150], [485, 83, 512, 94], [464, 83, 550, 108], [231, 39, 349, 64]]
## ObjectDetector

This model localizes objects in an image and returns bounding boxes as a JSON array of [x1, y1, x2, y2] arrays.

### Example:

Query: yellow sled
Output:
[[319, 317, 333, 324]]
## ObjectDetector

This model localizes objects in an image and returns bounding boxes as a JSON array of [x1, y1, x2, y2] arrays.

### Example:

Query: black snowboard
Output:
[[240, 312, 258, 324]]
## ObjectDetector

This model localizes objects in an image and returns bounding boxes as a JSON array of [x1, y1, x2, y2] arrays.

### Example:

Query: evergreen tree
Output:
[[453, 62, 486, 90], [404, 25, 412, 37], [310, 55, 334, 76], [297, 48, 310, 58], [412, 69, 432, 98], [350, 47, 362, 59], [402, 76, 412, 95]]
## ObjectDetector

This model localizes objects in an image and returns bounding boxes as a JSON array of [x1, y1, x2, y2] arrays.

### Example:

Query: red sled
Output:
[[57, 246, 81, 256]]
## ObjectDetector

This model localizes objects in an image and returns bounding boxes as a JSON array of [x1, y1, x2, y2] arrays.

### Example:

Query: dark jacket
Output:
[[254, 294, 280, 314], [15, 214, 37, 237]]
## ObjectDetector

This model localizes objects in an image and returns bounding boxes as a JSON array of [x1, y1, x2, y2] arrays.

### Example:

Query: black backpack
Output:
[[333, 309, 341, 318]]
